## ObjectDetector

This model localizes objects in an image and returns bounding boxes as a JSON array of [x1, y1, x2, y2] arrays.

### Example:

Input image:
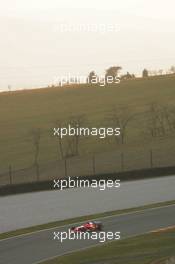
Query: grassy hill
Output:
[[0, 75, 175, 172]]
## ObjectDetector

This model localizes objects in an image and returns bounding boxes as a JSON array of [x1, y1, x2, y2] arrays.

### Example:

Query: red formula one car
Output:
[[70, 221, 103, 232]]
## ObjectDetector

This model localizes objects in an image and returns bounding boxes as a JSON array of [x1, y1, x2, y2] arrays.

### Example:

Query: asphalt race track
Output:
[[0, 204, 175, 264]]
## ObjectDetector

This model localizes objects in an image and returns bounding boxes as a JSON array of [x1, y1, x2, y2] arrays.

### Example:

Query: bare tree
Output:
[[108, 106, 134, 145], [54, 115, 86, 159], [55, 119, 64, 160], [147, 103, 175, 138], [65, 115, 86, 157], [31, 128, 41, 180], [170, 107, 175, 131], [161, 106, 175, 133]]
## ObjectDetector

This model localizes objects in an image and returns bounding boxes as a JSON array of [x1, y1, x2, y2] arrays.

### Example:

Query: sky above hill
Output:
[[0, 0, 175, 90]]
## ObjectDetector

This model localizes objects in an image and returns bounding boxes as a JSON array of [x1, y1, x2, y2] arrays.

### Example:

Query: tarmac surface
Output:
[[0, 204, 175, 264]]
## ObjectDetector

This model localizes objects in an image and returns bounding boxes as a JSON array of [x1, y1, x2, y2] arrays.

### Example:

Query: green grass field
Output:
[[42, 228, 175, 264], [0, 75, 175, 172]]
